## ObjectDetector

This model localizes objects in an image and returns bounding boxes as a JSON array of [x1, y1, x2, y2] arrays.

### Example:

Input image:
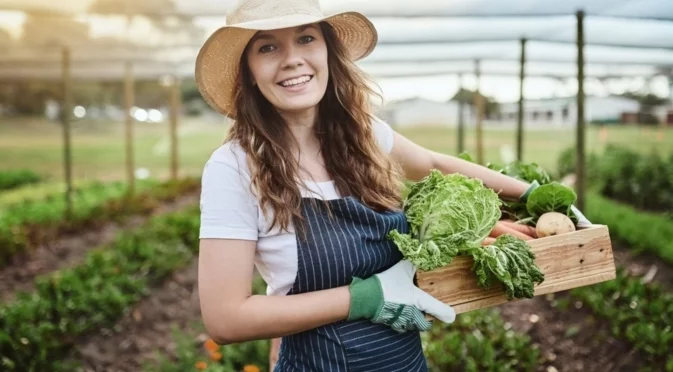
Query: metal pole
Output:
[[474, 59, 484, 165], [576, 10, 586, 211], [169, 76, 181, 180], [61, 46, 73, 220], [517, 38, 526, 162], [124, 61, 135, 196], [457, 73, 465, 154]]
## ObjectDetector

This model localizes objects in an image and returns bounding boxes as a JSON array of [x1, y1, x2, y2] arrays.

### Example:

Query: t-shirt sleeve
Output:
[[372, 116, 395, 154], [199, 154, 259, 241]]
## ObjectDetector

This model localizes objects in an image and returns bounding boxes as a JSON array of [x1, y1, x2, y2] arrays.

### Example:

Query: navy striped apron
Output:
[[274, 196, 428, 372]]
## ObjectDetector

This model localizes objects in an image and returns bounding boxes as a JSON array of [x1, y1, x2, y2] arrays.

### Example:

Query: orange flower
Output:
[[243, 365, 260, 372], [195, 361, 208, 370], [204, 338, 219, 353], [209, 351, 223, 361]]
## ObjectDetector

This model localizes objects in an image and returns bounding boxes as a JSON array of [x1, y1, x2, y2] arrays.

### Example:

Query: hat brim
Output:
[[194, 11, 378, 119]]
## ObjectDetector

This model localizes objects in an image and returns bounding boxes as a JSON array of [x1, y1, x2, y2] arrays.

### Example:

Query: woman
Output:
[[195, 0, 589, 371]]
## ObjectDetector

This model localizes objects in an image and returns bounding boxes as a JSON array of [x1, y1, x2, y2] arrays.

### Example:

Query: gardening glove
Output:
[[520, 181, 592, 227], [347, 259, 456, 333], [570, 205, 592, 227]]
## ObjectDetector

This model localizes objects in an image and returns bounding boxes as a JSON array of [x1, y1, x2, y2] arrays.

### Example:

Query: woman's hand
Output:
[[347, 260, 456, 332]]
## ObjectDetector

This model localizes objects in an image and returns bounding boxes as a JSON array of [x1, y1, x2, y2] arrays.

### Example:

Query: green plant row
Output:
[[0, 169, 42, 191], [568, 268, 673, 371], [0, 179, 95, 209], [422, 308, 541, 372], [557, 145, 673, 215], [143, 276, 271, 372], [0, 205, 201, 372], [585, 191, 673, 264], [0, 177, 200, 267], [144, 300, 541, 372]]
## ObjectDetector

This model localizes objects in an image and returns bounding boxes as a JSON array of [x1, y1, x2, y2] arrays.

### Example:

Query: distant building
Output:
[[377, 97, 476, 128], [653, 102, 673, 126], [494, 96, 641, 128]]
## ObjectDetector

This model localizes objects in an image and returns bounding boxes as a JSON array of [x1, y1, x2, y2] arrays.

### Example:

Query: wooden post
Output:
[[124, 62, 135, 196], [474, 59, 484, 165], [61, 46, 73, 220], [517, 38, 527, 162], [576, 10, 586, 211], [457, 73, 465, 154], [169, 76, 181, 180]]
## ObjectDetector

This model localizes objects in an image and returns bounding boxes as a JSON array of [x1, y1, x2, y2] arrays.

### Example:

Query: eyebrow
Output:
[[251, 24, 318, 43]]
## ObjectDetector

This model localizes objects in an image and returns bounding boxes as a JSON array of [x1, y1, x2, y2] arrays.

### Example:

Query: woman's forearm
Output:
[[213, 286, 351, 344], [431, 152, 530, 199]]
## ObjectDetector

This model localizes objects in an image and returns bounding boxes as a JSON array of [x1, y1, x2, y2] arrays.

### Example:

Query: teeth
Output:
[[281, 75, 311, 87]]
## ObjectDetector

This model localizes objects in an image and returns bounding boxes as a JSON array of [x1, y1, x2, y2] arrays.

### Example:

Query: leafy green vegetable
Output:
[[472, 235, 545, 300], [389, 170, 502, 271], [391, 170, 544, 300], [501, 161, 552, 185], [526, 182, 577, 218]]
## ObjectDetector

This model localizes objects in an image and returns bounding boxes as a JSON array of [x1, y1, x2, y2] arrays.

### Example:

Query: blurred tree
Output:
[[450, 88, 500, 118]]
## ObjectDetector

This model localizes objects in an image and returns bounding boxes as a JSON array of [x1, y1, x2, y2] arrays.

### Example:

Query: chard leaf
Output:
[[472, 235, 544, 300], [526, 182, 577, 218]]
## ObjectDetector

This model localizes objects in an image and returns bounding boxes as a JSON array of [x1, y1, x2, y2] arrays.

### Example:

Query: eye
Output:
[[258, 44, 276, 53], [299, 35, 315, 44]]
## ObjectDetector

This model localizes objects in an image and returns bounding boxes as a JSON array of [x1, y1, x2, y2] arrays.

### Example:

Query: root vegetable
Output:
[[490, 221, 534, 241], [482, 237, 497, 246], [535, 212, 575, 238], [498, 220, 538, 238]]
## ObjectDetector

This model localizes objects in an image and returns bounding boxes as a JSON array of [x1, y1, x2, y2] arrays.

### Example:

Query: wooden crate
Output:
[[416, 225, 616, 316]]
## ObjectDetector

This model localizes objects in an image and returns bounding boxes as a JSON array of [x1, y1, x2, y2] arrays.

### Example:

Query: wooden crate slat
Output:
[[415, 225, 616, 317]]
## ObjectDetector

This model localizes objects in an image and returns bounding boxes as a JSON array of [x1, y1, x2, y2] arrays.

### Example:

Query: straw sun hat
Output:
[[195, 0, 378, 119]]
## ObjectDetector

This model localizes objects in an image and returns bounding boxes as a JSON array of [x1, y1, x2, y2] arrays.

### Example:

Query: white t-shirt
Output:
[[199, 118, 395, 296]]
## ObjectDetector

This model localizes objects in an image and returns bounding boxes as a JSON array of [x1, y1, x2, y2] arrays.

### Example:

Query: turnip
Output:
[[535, 212, 575, 238]]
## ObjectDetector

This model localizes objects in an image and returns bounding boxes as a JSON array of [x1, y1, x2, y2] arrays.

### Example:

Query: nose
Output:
[[281, 44, 304, 69]]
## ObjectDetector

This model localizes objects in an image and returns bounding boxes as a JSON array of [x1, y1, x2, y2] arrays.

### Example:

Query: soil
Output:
[[499, 293, 645, 372], [496, 242, 672, 372], [0, 192, 199, 303], [65, 259, 203, 372]]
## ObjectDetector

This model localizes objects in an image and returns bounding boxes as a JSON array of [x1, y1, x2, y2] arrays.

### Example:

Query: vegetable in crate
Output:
[[388, 170, 545, 300]]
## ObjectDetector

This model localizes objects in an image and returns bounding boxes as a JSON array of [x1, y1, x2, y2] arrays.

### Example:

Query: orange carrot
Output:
[[498, 220, 538, 238], [482, 237, 497, 246], [489, 222, 534, 241]]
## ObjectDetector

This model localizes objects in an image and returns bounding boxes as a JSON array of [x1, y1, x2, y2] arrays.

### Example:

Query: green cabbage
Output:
[[388, 169, 545, 300], [388, 170, 502, 271]]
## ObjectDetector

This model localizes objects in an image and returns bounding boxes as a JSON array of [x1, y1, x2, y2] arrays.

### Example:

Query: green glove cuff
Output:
[[519, 180, 540, 202], [347, 276, 384, 321]]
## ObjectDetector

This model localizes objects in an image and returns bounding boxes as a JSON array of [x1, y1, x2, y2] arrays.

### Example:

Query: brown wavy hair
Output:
[[226, 21, 404, 236]]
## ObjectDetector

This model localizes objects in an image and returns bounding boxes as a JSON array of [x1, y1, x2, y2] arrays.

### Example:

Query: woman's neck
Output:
[[280, 107, 319, 153]]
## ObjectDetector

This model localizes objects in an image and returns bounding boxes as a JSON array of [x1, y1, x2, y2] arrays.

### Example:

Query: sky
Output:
[[1, 1, 671, 103]]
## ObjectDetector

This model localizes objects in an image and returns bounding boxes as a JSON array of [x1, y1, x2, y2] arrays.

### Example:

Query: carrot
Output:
[[489, 221, 534, 241], [481, 237, 496, 246], [498, 220, 538, 238]]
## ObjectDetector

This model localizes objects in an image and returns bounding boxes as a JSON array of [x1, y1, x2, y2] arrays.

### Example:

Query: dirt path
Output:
[[497, 242, 671, 372], [498, 293, 645, 372], [65, 259, 203, 372], [0, 192, 199, 303]]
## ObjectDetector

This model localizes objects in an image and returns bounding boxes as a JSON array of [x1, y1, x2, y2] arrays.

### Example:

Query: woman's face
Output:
[[245, 24, 329, 115]]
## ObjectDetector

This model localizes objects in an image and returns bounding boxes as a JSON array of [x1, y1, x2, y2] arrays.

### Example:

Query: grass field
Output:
[[1, 116, 671, 182]]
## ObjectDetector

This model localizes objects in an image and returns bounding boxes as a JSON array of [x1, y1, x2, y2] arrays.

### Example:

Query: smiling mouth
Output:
[[278, 75, 313, 88]]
